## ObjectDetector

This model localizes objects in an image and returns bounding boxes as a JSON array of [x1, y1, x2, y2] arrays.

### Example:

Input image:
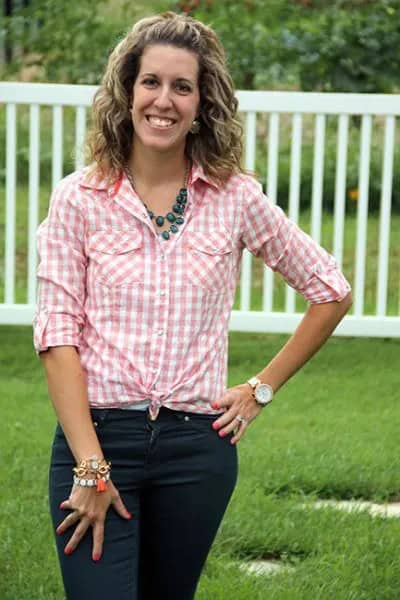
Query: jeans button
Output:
[[93, 421, 98, 427], [184, 416, 190, 421]]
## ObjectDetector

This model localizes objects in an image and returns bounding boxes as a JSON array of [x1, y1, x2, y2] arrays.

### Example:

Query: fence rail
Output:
[[1, 82, 399, 337]]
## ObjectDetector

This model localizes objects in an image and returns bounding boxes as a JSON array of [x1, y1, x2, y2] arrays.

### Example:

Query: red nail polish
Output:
[[64, 548, 73, 555], [56, 528, 62, 535], [212, 422, 219, 430], [212, 403, 218, 409], [219, 430, 226, 437], [127, 512, 132, 519], [59, 503, 64, 509], [93, 554, 100, 562]]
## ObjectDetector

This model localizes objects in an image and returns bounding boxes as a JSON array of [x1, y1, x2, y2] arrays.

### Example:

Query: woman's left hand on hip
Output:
[[211, 383, 263, 444]]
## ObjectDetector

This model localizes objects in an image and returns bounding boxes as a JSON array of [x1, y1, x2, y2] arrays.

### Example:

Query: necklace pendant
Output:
[[125, 161, 190, 242]]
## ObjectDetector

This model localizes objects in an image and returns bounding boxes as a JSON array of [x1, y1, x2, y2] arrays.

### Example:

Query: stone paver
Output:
[[238, 559, 293, 577], [303, 499, 400, 518], [236, 500, 400, 580]]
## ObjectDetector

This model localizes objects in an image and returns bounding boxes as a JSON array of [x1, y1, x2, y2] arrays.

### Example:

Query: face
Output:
[[130, 44, 200, 156]]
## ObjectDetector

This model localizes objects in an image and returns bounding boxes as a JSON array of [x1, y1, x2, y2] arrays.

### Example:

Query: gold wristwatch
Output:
[[246, 376, 274, 407]]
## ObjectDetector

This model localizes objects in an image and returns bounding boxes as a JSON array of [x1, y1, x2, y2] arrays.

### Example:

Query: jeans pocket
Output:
[[180, 411, 222, 434], [89, 408, 109, 431]]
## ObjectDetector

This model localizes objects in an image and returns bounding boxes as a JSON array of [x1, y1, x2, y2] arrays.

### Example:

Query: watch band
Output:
[[246, 376, 261, 399]]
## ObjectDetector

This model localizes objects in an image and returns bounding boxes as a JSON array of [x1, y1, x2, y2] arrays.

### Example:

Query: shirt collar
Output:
[[188, 162, 219, 190]]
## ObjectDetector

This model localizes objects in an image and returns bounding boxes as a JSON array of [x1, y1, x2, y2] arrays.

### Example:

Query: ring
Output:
[[236, 415, 247, 425]]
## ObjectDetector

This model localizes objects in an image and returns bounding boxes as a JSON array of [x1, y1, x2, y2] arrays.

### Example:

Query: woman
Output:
[[33, 11, 352, 600]]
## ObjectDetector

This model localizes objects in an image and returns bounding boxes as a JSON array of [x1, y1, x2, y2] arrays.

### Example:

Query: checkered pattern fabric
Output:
[[33, 163, 351, 419]]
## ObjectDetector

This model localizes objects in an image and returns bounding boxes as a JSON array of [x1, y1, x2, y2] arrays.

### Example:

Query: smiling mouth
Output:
[[146, 116, 176, 128]]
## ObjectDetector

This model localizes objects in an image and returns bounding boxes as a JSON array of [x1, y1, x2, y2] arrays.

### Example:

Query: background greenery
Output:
[[3, 0, 400, 93], [1, 0, 400, 210]]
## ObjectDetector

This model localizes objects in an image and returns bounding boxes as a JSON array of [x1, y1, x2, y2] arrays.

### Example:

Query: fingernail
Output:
[[59, 503, 64, 509], [93, 554, 100, 562], [212, 422, 219, 430], [64, 548, 73, 555], [127, 512, 132, 519], [56, 528, 62, 535], [211, 403, 218, 409], [219, 430, 227, 437], [230, 439, 236, 445]]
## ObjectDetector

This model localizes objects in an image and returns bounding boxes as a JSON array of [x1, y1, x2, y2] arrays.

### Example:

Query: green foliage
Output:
[[2, 0, 400, 91], [182, 0, 299, 89], [0, 0, 169, 84], [184, 0, 400, 93], [281, 0, 400, 92]]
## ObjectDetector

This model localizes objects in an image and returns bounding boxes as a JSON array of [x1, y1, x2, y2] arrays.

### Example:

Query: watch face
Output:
[[255, 384, 273, 405]]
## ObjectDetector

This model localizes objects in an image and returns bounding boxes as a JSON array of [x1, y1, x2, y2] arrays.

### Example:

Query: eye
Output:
[[142, 77, 157, 87], [176, 82, 192, 93]]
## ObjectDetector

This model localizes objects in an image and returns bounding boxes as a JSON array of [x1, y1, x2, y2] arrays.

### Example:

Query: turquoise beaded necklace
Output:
[[125, 162, 189, 241]]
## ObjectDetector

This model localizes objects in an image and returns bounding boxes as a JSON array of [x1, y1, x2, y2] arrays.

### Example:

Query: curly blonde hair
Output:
[[85, 11, 244, 185]]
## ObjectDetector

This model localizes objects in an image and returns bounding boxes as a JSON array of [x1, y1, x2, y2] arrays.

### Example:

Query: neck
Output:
[[127, 143, 188, 188]]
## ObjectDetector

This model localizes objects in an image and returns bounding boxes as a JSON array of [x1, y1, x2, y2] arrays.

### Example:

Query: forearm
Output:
[[40, 346, 103, 463], [256, 292, 352, 393]]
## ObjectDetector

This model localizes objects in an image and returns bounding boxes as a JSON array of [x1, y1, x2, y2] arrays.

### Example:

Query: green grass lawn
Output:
[[0, 326, 399, 599]]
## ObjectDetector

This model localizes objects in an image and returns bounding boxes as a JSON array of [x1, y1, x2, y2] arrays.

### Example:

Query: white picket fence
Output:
[[0, 82, 399, 337]]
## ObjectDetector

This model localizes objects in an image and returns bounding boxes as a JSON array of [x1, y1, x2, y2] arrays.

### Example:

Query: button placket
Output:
[[147, 245, 170, 395]]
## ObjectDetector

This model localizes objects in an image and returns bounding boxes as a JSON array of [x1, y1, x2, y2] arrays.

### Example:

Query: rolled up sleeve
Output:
[[239, 179, 351, 304], [33, 178, 87, 355]]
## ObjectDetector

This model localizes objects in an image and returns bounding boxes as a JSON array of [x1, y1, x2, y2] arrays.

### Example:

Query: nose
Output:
[[153, 85, 173, 110]]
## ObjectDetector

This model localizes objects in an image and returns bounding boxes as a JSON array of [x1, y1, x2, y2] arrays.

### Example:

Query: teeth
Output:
[[148, 116, 174, 128]]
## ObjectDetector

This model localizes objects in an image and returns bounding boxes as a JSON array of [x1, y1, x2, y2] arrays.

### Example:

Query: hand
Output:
[[211, 383, 263, 444], [56, 478, 132, 561]]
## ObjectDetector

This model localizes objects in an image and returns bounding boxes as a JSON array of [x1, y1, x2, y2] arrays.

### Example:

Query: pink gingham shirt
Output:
[[33, 163, 351, 420]]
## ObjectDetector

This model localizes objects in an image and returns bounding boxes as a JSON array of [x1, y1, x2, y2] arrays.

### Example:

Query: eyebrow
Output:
[[141, 72, 195, 84]]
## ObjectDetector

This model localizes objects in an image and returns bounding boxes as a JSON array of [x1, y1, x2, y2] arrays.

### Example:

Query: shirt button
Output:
[[152, 368, 157, 373], [160, 290, 166, 296], [158, 330, 163, 336]]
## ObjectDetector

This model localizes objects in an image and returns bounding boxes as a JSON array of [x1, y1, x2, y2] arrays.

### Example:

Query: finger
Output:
[[218, 415, 250, 438], [230, 421, 248, 444], [92, 521, 105, 562], [111, 490, 132, 520], [63, 518, 90, 555], [59, 497, 72, 510], [212, 405, 239, 430], [211, 397, 231, 411], [56, 510, 80, 535]]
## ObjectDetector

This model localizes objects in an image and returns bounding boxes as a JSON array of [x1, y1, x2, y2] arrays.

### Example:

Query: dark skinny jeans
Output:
[[49, 405, 238, 600]]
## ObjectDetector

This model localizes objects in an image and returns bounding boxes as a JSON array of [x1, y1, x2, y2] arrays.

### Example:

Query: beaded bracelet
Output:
[[72, 454, 111, 493], [73, 472, 110, 489]]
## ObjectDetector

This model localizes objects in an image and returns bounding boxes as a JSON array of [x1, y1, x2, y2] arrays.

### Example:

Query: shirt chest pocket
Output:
[[87, 229, 144, 287], [185, 230, 233, 293]]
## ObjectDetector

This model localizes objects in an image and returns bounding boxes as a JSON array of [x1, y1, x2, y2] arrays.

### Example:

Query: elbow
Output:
[[344, 290, 353, 308], [339, 291, 353, 314]]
